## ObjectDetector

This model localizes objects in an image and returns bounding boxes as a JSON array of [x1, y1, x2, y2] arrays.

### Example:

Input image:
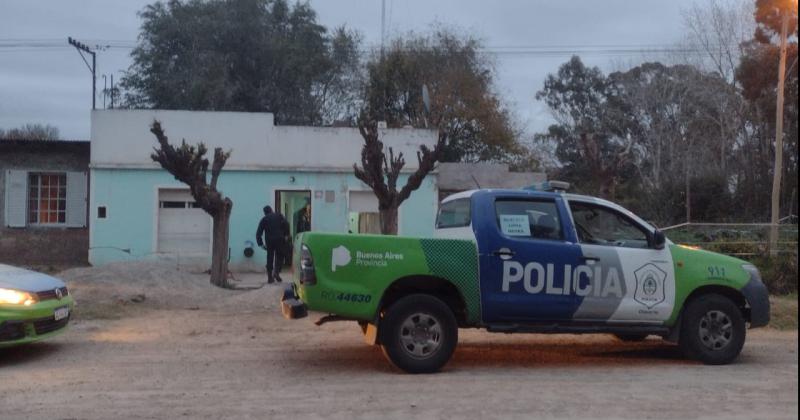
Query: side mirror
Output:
[[652, 230, 666, 250]]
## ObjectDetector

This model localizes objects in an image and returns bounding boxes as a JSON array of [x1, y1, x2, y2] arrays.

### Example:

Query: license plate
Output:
[[54, 306, 70, 321]]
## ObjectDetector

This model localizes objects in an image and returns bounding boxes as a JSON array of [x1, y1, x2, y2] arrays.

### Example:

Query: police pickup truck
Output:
[[281, 188, 770, 373]]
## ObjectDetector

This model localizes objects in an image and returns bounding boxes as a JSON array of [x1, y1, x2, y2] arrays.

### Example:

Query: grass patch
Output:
[[769, 293, 798, 330]]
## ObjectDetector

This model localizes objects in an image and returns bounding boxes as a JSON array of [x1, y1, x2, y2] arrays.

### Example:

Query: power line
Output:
[[0, 38, 744, 59]]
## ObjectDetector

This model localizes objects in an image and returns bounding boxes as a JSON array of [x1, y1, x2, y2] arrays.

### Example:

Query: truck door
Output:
[[477, 195, 584, 323], [567, 200, 675, 323]]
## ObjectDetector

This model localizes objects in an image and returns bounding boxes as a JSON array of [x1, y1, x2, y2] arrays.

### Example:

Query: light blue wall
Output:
[[89, 168, 437, 268]]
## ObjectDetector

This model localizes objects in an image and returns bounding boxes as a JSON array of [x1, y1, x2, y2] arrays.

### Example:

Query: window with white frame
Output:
[[28, 173, 67, 225]]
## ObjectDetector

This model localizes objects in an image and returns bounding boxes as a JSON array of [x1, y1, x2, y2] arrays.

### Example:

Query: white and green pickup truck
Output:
[[281, 189, 770, 373]]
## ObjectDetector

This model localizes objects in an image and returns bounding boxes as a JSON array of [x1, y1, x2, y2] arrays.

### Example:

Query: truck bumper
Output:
[[281, 284, 307, 320]]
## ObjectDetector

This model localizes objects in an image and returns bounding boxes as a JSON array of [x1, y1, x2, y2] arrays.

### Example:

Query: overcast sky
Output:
[[0, 0, 703, 140]]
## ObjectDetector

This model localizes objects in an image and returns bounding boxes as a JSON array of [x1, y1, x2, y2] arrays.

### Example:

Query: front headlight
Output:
[[0, 288, 37, 306]]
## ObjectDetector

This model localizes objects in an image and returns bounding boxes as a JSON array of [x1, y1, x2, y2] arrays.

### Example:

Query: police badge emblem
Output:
[[634, 263, 667, 309]]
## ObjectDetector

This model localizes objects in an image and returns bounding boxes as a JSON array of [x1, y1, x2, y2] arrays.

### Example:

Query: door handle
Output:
[[491, 248, 515, 260], [581, 255, 600, 262]]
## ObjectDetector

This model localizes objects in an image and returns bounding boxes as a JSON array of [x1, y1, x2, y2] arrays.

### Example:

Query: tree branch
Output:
[[399, 129, 447, 202]]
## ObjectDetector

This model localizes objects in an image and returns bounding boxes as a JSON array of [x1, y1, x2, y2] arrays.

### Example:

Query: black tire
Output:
[[614, 333, 649, 342], [379, 294, 458, 374], [679, 293, 746, 365]]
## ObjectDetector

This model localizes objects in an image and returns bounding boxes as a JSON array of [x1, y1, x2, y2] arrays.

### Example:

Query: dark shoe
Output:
[[274, 273, 283, 283], [267, 273, 274, 284]]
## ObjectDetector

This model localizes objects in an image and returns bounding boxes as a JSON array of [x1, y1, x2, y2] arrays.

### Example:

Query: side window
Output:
[[436, 198, 471, 229], [569, 202, 649, 248], [495, 199, 563, 241], [28, 172, 67, 225]]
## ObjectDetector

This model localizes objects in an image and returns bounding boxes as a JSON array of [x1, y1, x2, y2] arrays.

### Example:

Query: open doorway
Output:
[[275, 190, 311, 266]]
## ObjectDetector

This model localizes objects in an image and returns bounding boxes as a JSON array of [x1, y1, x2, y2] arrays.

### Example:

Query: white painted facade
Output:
[[91, 110, 437, 171]]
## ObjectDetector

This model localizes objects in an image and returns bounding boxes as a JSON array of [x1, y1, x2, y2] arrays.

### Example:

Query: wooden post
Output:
[[769, 10, 790, 256]]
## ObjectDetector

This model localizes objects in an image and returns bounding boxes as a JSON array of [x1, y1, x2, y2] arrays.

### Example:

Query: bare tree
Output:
[[149, 121, 233, 288], [681, 0, 755, 86], [0, 123, 60, 140], [353, 123, 446, 234]]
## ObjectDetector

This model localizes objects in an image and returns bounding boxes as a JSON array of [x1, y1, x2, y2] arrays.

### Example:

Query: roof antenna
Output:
[[470, 174, 482, 189]]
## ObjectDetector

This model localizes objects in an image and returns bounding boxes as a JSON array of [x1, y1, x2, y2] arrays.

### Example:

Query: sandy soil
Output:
[[0, 263, 797, 419]]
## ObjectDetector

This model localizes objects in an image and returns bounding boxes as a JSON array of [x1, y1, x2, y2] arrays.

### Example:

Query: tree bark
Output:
[[379, 206, 399, 235], [685, 159, 692, 223], [209, 199, 232, 288]]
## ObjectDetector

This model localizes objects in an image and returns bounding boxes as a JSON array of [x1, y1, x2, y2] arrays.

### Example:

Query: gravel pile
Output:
[[56, 261, 282, 315]]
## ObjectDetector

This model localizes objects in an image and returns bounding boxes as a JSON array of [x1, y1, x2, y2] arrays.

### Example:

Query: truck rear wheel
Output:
[[679, 293, 746, 365], [379, 294, 458, 374]]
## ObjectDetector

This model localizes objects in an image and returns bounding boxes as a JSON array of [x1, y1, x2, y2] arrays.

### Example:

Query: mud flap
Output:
[[363, 322, 379, 346]]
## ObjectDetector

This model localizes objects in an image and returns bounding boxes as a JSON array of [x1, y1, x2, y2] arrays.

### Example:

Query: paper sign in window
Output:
[[499, 215, 530, 236]]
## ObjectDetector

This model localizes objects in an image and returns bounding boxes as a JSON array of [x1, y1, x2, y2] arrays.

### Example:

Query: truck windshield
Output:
[[437, 198, 471, 228]]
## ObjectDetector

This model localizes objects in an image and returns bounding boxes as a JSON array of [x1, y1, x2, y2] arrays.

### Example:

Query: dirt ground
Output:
[[0, 263, 797, 420]]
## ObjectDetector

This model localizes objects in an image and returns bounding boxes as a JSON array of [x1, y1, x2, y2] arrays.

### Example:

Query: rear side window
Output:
[[495, 200, 563, 241], [436, 198, 471, 228]]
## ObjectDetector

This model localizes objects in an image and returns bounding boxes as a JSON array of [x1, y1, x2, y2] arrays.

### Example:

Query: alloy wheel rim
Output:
[[698, 310, 733, 351], [399, 312, 443, 359]]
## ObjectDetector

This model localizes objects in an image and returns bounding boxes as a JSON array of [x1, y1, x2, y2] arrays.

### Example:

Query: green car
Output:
[[0, 264, 75, 348]]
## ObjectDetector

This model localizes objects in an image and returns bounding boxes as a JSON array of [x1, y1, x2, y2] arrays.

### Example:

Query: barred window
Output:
[[28, 173, 67, 225]]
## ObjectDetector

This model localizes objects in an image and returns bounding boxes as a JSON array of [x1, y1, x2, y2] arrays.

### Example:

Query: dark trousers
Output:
[[266, 238, 284, 275]]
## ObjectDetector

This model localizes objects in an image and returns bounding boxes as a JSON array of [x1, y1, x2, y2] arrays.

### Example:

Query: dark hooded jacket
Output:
[[256, 209, 289, 247]]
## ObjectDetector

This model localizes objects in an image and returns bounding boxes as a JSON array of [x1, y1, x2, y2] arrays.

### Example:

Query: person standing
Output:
[[295, 201, 311, 235], [255, 205, 289, 283]]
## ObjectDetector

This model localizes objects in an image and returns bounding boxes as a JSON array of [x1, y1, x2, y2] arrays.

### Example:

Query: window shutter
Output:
[[4, 170, 28, 227], [66, 171, 88, 227]]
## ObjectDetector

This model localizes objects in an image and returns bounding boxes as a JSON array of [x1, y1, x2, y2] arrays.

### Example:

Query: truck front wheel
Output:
[[379, 294, 458, 374], [679, 293, 746, 365]]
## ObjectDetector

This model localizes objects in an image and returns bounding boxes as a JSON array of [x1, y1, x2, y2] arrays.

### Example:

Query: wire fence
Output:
[[661, 219, 798, 257]]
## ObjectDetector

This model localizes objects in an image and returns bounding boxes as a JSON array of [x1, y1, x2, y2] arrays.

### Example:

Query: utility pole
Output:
[[380, 0, 386, 57], [768, 9, 790, 256], [68, 37, 97, 110]]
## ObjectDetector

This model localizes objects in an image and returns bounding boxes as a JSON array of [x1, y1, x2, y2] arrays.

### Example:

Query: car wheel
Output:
[[379, 294, 458, 374], [679, 293, 746, 365], [614, 333, 649, 342]]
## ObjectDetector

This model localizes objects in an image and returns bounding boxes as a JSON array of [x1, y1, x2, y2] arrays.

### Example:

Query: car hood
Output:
[[0, 264, 66, 292]]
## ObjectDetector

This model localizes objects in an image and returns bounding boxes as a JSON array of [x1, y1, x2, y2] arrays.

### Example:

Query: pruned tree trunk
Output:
[[379, 206, 399, 235], [354, 123, 446, 235], [149, 121, 234, 288], [209, 203, 232, 288]]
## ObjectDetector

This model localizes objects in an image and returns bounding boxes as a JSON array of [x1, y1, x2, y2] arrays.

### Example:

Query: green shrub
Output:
[[749, 252, 799, 295]]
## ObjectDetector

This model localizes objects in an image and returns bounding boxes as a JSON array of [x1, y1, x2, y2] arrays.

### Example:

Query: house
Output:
[[0, 139, 90, 266], [89, 110, 440, 271], [436, 162, 547, 201]]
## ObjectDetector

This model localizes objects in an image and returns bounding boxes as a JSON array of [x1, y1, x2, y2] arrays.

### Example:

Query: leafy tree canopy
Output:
[[121, 0, 361, 125], [362, 28, 523, 164]]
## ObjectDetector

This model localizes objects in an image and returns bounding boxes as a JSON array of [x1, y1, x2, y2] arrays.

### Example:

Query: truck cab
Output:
[[435, 189, 676, 325]]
